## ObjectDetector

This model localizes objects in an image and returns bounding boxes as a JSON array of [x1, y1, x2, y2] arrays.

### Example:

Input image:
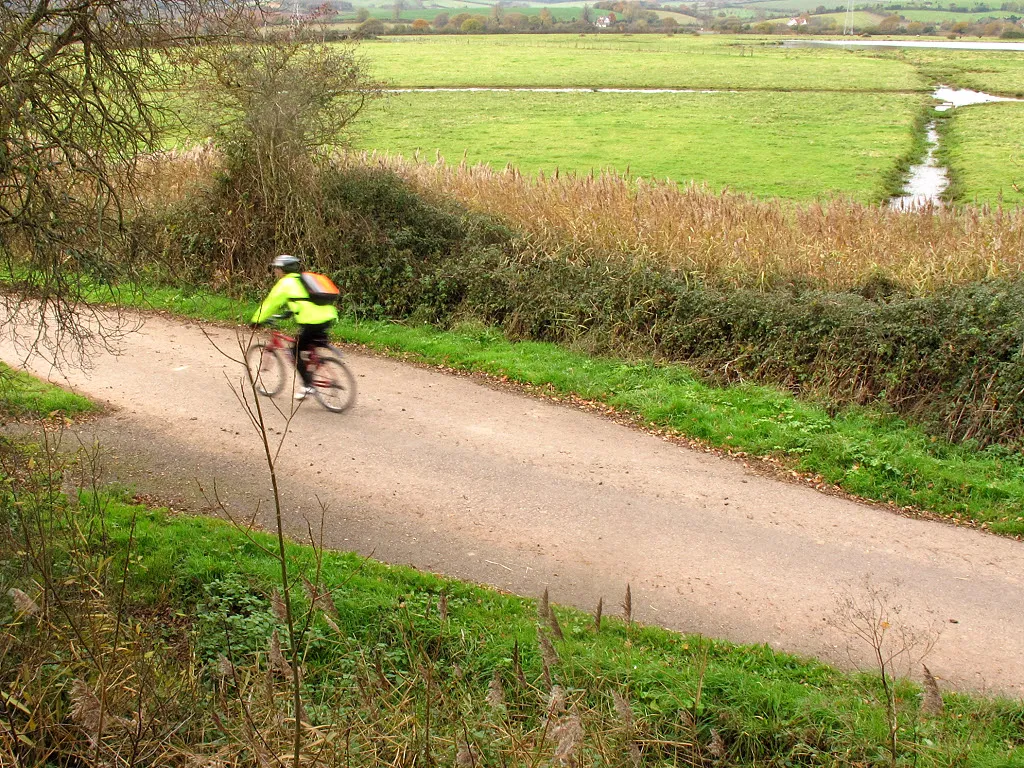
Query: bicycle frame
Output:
[[246, 319, 357, 413], [263, 328, 329, 367]]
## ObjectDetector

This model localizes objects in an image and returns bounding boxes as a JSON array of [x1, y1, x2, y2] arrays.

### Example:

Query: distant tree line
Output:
[[282, 0, 1024, 38]]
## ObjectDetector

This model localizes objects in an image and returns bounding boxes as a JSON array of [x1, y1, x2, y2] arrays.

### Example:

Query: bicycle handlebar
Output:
[[261, 311, 294, 327]]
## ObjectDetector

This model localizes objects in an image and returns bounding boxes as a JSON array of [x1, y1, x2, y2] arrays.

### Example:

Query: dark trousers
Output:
[[295, 322, 332, 386]]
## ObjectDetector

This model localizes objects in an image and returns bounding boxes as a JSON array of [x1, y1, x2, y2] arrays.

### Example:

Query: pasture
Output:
[[738, 0, 905, 10], [767, 11, 885, 26], [898, 8, 1024, 22], [362, 2, 591, 21], [942, 101, 1024, 206], [358, 34, 927, 90], [358, 90, 923, 200], [348, 34, 1024, 205], [900, 47, 1024, 96]]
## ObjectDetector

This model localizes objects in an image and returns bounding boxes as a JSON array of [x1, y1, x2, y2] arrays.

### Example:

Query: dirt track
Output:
[[3, 311, 1023, 698]]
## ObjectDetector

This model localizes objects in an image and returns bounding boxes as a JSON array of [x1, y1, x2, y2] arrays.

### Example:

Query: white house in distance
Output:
[[787, 16, 808, 26]]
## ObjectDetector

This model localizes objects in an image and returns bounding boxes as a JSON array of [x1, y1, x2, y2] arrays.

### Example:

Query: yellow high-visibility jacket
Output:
[[251, 274, 338, 326]]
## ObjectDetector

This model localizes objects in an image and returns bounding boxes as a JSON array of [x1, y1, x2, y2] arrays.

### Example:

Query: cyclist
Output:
[[251, 254, 338, 400]]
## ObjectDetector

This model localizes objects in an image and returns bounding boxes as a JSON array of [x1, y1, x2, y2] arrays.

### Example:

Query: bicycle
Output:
[[244, 315, 357, 413]]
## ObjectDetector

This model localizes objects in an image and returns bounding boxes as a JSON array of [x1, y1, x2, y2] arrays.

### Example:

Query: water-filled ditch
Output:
[[386, 84, 1019, 207], [890, 86, 1023, 210]]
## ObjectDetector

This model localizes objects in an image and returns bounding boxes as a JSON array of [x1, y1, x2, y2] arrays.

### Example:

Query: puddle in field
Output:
[[784, 39, 1024, 52], [932, 86, 1023, 111]]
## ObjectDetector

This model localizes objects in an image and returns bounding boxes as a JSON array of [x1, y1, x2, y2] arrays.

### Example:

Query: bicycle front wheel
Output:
[[245, 343, 286, 397], [311, 357, 357, 413]]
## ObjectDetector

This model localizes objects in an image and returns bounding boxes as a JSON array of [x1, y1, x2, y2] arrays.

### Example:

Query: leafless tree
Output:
[[829, 577, 940, 768], [186, 30, 382, 274], [0, 0, 251, 363]]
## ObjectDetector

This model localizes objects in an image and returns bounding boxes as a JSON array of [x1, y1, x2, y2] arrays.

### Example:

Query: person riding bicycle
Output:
[[251, 254, 338, 400]]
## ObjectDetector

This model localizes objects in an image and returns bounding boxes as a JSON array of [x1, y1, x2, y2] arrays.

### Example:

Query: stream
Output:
[[386, 82, 1019, 208], [890, 86, 1023, 210]]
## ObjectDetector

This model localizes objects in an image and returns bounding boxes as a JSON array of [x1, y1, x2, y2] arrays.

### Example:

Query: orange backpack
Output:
[[299, 272, 341, 306]]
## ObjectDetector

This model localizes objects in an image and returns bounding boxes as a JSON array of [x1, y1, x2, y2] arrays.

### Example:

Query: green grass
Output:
[[652, 9, 702, 23], [898, 8, 1023, 22], [358, 33, 928, 90], [110, 284, 1024, 537], [359, 89, 924, 200], [941, 101, 1024, 206], [81, 493, 1024, 767], [0, 363, 95, 420], [364, 4, 594, 21], [770, 10, 885, 26], [898, 47, 1024, 98], [738, 0, 878, 11]]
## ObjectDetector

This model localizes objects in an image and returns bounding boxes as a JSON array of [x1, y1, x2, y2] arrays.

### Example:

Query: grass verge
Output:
[[2, 448, 1021, 766], [0, 362, 95, 420], [118, 496, 1024, 766], [104, 283, 1024, 537]]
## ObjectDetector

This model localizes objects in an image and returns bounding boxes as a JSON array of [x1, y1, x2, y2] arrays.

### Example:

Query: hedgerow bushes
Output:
[[152, 161, 1024, 449]]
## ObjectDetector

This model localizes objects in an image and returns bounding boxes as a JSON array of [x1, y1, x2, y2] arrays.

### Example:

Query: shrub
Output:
[[151, 156, 1024, 448], [355, 17, 386, 36]]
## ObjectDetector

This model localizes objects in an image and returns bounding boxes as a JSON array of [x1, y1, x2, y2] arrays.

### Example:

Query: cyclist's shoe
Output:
[[294, 386, 315, 401]]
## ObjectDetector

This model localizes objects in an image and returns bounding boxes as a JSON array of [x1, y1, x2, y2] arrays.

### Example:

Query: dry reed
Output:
[[271, 589, 288, 623], [139, 145, 1024, 293], [709, 728, 726, 760], [7, 587, 40, 616], [552, 707, 583, 767], [486, 670, 506, 712], [549, 606, 565, 641], [269, 629, 293, 678], [342, 151, 1024, 294], [134, 141, 221, 208], [921, 664, 944, 716]]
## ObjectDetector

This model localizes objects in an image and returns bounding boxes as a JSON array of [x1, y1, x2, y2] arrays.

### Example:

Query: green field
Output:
[[358, 89, 921, 200], [735, 0, 860, 11], [736, 0, 920, 10], [347, 34, 1024, 205], [361, 1, 594, 21], [653, 9, 702, 23], [898, 8, 1023, 21], [716, 7, 761, 18], [942, 101, 1024, 205], [898, 47, 1024, 97], [767, 11, 885, 26], [359, 34, 928, 90]]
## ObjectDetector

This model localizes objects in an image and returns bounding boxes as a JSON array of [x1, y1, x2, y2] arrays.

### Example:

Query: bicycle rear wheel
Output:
[[310, 356, 357, 413], [245, 343, 286, 397]]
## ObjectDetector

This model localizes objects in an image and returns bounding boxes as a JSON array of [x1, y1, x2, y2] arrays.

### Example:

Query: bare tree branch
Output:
[[0, 0, 258, 361]]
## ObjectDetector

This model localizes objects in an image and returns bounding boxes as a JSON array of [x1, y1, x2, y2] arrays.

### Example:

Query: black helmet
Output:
[[271, 254, 301, 273]]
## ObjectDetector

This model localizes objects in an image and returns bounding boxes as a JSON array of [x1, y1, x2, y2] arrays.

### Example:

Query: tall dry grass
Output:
[[134, 142, 222, 208], [0, 435, 714, 767], [138, 145, 1024, 292], [344, 151, 1024, 293]]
